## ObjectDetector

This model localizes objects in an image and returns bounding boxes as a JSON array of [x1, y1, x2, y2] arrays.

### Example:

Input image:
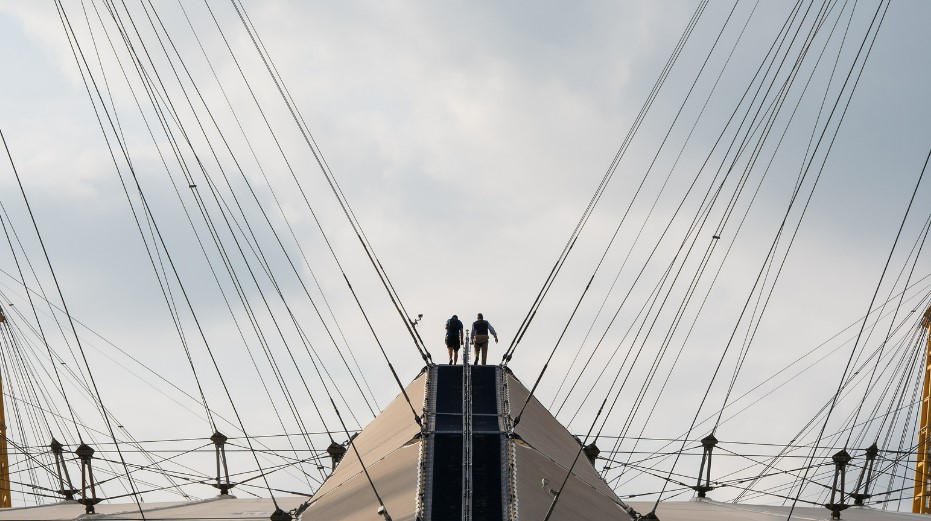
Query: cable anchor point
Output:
[[850, 442, 879, 506], [377, 503, 393, 520], [49, 439, 78, 501], [210, 431, 236, 495], [326, 441, 347, 471], [691, 434, 718, 498], [75, 443, 102, 514], [825, 449, 852, 519], [582, 443, 600, 466]]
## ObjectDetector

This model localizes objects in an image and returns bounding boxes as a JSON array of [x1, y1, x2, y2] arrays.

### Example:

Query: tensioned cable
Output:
[[513, 1, 734, 433], [87, 0, 328, 482], [2, 123, 145, 516], [75, 1, 287, 494], [2, 211, 127, 488], [844, 215, 931, 448], [0, 262, 68, 506], [591, 0, 842, 448], [628, 6, 868, 482], [175, 0, 379, 416], [572, 1, 835, 469], [596, 0, 880, 496], [67, 0, 219, 435], [601, 279, 931, 495], [102, 0, 317, 436], [208, 1, 424, 427], [731, 323, 920, 504], [638, 0, 888, 511], [231, 0, 439, 366], [877, 324, 926, 505], [0, 269, 192, 501], [0, 273, 334, 492], [783, 2, 902, 517], [0, 264, 297, 456], [0, 319, 53, 501], [554, 0, 813, 422], [107, 0, 355, 448], [831, 214, 931, 487], [237, 0, 432, 364], [0, 207, 80, 451], [550, 0, 761, 413], [103, 0, 332, 470], [53, 0, 286, 505], [92, 1, 332, 488], [728, 308, 929, 503], [225, 0, 434, 368], [110, 0, 344, 485], [103, 0, 404, 490], [545, 55, 843, 499], [707, 0, 857, 434], [1, 204, 104, 446], [724, 346, 920, 501], [501, 1, 710, 365], [128, 0, 370, 430], [319, 394, 393, 520]]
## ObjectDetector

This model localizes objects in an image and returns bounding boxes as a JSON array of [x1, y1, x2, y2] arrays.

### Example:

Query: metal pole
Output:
[[914, 308, 931, 513]]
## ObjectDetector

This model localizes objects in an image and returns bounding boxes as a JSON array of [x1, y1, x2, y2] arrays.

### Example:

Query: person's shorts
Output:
[[473, 334, 489, 349], [445, 336, 460, 349]]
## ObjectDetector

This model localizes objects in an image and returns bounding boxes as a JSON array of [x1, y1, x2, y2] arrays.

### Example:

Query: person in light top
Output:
[[471, 313, 498, 366]]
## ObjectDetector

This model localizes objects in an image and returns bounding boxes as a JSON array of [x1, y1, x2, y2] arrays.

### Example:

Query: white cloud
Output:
[[0, 0, 929, 510]]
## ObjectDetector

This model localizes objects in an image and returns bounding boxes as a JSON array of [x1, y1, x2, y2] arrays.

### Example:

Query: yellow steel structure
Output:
[[0, 311, 8, 508], [914, 308, 931, 513]]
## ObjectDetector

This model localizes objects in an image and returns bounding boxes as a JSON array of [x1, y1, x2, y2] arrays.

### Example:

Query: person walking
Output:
[[471, 313, 498, 366], [445, 314, 464, 365]]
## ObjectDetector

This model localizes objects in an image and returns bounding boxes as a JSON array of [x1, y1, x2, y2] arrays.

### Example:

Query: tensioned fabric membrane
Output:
[[0, 369, 918, 521]]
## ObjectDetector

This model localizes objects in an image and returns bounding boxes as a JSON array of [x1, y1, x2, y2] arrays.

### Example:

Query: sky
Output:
[[1, 0, 931, 509]]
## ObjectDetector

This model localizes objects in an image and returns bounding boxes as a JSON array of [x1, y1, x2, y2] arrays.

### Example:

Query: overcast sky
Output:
[[1, 0, 930, 508]]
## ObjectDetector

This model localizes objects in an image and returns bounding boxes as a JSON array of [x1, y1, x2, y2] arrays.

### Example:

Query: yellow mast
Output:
[[914, 308, 931, 513], [0, 310, 8, 508]]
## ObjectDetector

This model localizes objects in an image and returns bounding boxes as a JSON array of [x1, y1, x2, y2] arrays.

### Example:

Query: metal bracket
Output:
[[691, 434, 718, 498], [850, 442, 879, 506], [75, 443, 101, 514], [49, 439, 77, 500], [210, 431, 236, 495], [824, 449, 852, 519]]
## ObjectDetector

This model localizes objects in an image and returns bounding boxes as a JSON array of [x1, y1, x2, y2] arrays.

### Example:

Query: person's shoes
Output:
[[449, 359, 453, 365]]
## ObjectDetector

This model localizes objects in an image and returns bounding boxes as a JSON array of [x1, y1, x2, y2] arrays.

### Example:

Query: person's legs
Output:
[[446, 337, 460, 364], [479, 345, 488, 365], [473, 335, 489, 365]]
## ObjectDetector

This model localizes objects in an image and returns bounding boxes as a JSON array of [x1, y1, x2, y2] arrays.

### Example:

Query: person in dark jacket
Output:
[[445, 315, 464, 365], [471, 313, 498, 365]]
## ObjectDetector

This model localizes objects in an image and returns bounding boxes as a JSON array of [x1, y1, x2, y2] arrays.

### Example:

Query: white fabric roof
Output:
[[0, 369, 919, 521], [627, 498, 924, 520], [0, 496, 307, 520]]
